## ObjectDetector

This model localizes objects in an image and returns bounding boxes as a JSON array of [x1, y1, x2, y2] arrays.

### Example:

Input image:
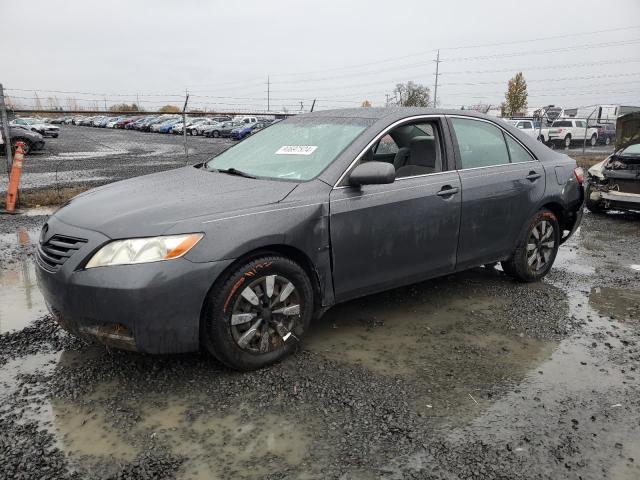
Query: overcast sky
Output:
[[1, 0, 639, 113]]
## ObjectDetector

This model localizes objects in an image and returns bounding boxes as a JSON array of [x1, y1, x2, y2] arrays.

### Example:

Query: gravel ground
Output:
[[0, 128, 638, 479], [0, 209, 639, 479], [0, 125, 233, 194]]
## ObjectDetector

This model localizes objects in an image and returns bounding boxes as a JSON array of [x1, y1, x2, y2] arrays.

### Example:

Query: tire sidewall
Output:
[[518, 210, 560, 281], [204, 256, 314, 370]]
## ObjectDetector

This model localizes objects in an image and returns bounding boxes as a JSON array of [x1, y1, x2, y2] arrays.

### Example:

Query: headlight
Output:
[[85, 233, 203, 269]]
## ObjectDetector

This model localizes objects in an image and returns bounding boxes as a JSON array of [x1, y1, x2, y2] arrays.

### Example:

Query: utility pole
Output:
[[182, 89, 189, 161], [310, 99, 316, 112], [136, 93, 140, 111], [433, 49, 441, 108], [103, 97, 107, 112], [0, 84, 13, 173], [266, 76, 270, 112]]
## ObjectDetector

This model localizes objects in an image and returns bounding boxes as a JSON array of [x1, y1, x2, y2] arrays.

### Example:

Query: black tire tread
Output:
[[202, 254, 313, 371], [502, 209, 559, 283]]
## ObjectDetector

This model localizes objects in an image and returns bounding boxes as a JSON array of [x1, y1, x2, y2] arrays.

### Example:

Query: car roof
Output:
[[299, 107, 498, 122]]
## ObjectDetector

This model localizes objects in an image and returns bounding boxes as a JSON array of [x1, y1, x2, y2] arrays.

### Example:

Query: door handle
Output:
[[526, 171, 541, 181], [436, 186, 459, 197]]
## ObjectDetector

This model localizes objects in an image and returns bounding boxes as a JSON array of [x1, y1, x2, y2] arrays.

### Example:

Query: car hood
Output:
[[615, 112, 640, 151], [55, 166, 298, 238]]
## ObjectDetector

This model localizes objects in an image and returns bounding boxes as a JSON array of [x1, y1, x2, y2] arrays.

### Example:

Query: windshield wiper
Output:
[[213, 167, 256, 179]]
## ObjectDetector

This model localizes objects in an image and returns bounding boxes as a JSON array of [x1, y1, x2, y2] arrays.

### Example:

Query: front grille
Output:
[[37, 234, 87, 271], [611, 179, 640, 195]]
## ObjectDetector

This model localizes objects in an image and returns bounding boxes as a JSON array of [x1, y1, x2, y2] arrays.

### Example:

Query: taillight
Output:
[[557, 128, 563, 133], [573, 167, 584, 184]]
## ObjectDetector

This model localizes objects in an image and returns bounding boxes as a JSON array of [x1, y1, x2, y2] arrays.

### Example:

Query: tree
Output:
[[109, 103, 139, 112], [158, 105, 180, 113], [361, 100, 372, 108], [502, 72, 528, 117], [393, 81, 431, 107]]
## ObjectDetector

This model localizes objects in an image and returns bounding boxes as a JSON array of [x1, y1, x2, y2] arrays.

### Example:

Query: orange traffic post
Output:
[[3, 141, 25, 214]]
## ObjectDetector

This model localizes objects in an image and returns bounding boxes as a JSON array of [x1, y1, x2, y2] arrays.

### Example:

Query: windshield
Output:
[[621, 144, 640, 156], [205, 117, 370, 181]]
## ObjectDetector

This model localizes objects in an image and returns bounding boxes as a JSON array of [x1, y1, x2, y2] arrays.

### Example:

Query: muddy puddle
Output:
[[0, 228, 47, 333]]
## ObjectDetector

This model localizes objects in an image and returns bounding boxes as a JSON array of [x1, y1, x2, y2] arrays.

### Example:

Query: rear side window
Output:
[[505, 135, 534, 163], [451, 118, 510, 169], [552, 120, 572, 128]]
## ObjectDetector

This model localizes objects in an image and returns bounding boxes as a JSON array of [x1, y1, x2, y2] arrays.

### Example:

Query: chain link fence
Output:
[[1, 104, 288, 207]]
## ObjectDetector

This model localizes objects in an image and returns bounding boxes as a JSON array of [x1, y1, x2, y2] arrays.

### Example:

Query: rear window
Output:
[[552, 121, 572, 128]]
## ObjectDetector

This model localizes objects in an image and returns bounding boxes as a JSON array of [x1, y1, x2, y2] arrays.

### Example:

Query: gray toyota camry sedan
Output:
[[36, 108, 584, 370]]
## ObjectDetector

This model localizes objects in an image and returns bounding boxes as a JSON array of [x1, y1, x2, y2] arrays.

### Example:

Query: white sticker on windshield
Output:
[[275, 145, 318, 155]]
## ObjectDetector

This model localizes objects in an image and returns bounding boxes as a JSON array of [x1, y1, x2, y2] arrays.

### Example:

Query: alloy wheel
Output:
[[230, 274, 301, 354], [526, 220, 555, 272]]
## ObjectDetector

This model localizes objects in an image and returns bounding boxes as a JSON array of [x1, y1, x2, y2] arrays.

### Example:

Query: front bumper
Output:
[[600, 190, 640, 209], [35, 216, 234, 354]]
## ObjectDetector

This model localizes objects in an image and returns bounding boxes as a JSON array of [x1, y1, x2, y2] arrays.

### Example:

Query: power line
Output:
[[267, 24, 640, 78]]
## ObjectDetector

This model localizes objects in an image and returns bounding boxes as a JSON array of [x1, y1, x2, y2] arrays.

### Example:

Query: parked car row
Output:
[[507, 117, 615, 148], [47, 114, 277, 141]]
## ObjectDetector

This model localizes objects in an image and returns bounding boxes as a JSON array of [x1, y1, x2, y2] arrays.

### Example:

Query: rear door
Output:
[[448, 116, 545, 269]]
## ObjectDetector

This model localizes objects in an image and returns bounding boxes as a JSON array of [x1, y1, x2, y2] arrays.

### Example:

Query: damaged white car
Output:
[[586, 112, 640, 213]]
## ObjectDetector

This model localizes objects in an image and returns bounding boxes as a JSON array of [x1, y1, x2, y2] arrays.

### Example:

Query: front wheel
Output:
[[605, 137, 611, 145], [590, 134, 597, 147], [501, 209, 560, 282], [585, 184, 605, 213], [212, 130, 220, 138], [202, 255, 314, 370], [564, 135, 572, 148]]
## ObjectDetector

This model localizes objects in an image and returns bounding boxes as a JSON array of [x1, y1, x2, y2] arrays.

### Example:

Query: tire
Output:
[[605, 137, 611, 145], [202, 255, 314, 370], [585, 185, 605, 214], [537, 135, 544, 142], [564, 135, 572, 148], [212, 130, 220, 138], [590, 134, 597, 147], [501, 209, 560, 282]]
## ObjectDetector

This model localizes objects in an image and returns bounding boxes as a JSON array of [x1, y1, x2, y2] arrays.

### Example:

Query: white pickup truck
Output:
[[547, 119, 598, 148]]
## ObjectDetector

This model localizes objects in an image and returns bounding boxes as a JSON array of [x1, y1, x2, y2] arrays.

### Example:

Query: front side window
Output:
[[206, 118, 370, 181], [451, 118, 510, 169], [375, 134, 399, 154], [357, 120, 444, 179]]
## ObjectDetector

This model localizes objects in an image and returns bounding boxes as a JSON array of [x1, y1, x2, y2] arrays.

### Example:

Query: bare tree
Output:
[[393, 81, 431, 107]]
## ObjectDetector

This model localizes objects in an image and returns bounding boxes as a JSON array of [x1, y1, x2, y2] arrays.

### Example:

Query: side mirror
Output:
[[349, 161, 395, 186]]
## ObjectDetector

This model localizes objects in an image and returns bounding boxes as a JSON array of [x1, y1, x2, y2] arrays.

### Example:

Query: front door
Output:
[[329, 118, 461, 302]]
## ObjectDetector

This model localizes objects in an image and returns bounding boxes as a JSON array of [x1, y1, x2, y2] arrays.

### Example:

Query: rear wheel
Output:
[[590, 134, 597, 147], [212, 130, 220, 138], [605, 137, 611, 145], [501, 209, 560, 282], [564, 135, 572, 148], [202, 255, 314, 370]]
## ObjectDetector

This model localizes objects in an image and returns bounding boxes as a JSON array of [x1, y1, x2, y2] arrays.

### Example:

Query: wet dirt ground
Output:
[[0, 209, 639, 479]]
